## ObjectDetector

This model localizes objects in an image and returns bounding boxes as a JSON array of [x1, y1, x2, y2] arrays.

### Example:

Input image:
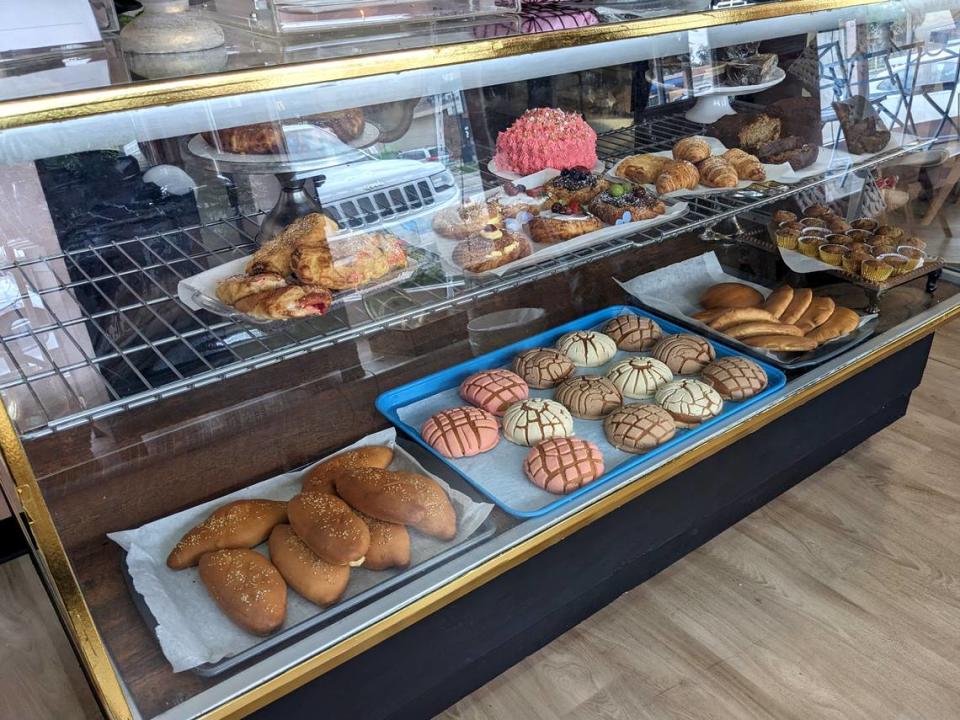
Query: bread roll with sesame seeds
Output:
[[166, 499, 288, 570], [356, 512, 410, 571], [302, 446, 394, 494], [335, 468, 457, 541], [268, 524, 350, 606], [287, 492, 370, 566], [198, 549, 286, 636]]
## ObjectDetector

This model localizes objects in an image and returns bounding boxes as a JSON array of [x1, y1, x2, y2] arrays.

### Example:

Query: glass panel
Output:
[[4, 2, 960, 718]]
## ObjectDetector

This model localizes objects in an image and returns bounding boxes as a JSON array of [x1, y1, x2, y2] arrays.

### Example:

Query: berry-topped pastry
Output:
[[528, 198, 602, 244], [587, 183, 666, 224], [544, 167, 610, 205], [494, 107, 598, 176], [432, 200, 503, 240], [498, 182, 547, 219]]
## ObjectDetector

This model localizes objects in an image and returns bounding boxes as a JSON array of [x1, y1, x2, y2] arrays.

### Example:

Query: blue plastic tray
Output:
[[376, 306, 786, 518]]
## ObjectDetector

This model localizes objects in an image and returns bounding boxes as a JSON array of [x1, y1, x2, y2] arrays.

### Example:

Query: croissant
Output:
[[722, 148, 765, 181], [246, 213, 338, 275], [655, 160, 699, 194], [232, 285, 333, 320], [672, 136, 711, 163], [697, 156, 739, 188]]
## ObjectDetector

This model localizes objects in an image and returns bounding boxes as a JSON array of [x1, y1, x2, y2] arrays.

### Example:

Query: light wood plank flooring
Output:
[[0, 324, 956, 720]]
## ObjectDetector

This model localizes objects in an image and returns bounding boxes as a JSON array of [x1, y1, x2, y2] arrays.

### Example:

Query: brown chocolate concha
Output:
[[512, 348, 576, 389], [602, 314, 663, 351], [700, 356, 768, 401], [651, 334, 716, 374], [554, 375, 622, 420]]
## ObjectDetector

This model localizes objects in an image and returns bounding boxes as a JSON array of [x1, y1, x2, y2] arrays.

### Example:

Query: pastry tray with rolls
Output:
[[606, 136, 798, 198], [376, 306, 785, 518], [108, 428, 495, 676]]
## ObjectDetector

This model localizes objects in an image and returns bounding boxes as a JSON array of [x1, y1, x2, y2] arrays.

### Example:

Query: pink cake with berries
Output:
[[495, 108, 598, 176]]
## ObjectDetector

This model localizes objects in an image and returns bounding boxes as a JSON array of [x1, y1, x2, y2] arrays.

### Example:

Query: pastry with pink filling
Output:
[[421, 406, 500, 458], [523, 437, 604, 495], [494, 108, 598, 176], [459, 369, 530, 417]]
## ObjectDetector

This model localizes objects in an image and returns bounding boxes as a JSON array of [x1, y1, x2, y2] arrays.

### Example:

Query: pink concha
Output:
[[421, 406, 500, 458], [495, 108, 598, 176], [459, 369, 530, 417], [523, 437, 605, 495]]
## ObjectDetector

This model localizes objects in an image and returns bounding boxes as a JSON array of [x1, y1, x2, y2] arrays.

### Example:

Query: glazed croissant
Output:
[[672, 136, 711, 163], [655, 160, 700, 194], [722, 148, 765, 181], [697, 156, 739, 188], [232, 285, 333, 320], [246, 213, 339, 276]]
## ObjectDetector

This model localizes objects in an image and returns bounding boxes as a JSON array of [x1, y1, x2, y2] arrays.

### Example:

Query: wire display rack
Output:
[[0, 112, 930, 438]]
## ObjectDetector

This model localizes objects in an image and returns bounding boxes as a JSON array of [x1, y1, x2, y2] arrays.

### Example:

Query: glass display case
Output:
[[1, 0, 959, 718]]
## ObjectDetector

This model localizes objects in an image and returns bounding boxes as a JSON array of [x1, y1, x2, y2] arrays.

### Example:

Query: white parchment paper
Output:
[[108, 428, 493, 672], [616, 252, 876, 361]]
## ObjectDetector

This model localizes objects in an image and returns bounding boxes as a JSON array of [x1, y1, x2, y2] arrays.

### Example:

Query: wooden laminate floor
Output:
[[0, 325, 957, 720]]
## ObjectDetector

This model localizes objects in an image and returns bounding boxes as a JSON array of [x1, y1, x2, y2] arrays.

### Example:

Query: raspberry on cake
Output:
[[495, 108, 598, 176]]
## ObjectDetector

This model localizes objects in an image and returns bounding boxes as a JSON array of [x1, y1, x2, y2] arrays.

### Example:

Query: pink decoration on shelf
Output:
[[494, 107, 598, 176]]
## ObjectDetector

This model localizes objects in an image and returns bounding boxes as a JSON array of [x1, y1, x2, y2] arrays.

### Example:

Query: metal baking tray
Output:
[[376, 306, 786, 518], [121, 509, 497, 677]]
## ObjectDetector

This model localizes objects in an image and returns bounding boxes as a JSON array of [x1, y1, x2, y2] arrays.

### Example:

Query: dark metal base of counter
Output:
[[252, 335, 933, 720]]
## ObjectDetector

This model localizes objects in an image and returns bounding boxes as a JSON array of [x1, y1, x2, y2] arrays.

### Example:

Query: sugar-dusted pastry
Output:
[[459, 368, 529, 417], [655, 379, 724, 428], [494, 107, 598, 176], [452, 227, 531, 273], [701, 356, 768, 401], [602, 314, 662, 351], [268, 524, 350, 607], [523, 437, 604, 494], [700, 282, 764, 309], [605, 357, 674, 400], [555, 330, 618, 367], [512, 348, 576, 389], [232, 285, 334, 321], [722, 148, 765, 181], [198, 549, 286, 636], [528, 211, 602, 244], [587, 184, 666, 224], [303, 446, 394, 494], [617, 154, 672, 184], [672, 136, 712, 163], [216, 273, 287, 306], [355, 511, 410, 571], [502, 398, 574, 447], [696, 156, 739, 189], [287, 492, 370, 566], [651, 334, 715, 374], [603, 404, 677, 453], [655, 160, 699, 194], [554, 375, 622, 420], [544, 167, 610, 205], [335, 467, 457, 541], [167, 499, 288, 570], [805, 307, 859, 344], [432, 201, 503, 240], [421, 406, 500, 458]]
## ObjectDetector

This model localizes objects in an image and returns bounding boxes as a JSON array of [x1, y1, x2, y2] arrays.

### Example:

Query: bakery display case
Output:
[[1, 0, 959, 718]]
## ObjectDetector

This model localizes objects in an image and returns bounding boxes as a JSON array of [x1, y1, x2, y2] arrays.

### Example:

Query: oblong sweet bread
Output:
[[199, 549, 286, 636], [761, 286, 794, 320], [167, 499, 288, 570], [287, 492, 370, 566], [795, 297, 836, 333], [743, 334, 818, 352], [302, 446, 394, 494], [778, 288, 813, 325], [708, 307, 776, 331], [724, 321, 804, 339], [335, 468, 457, 541], [268, 524, 350, 607], [805, 307, 859, 344]]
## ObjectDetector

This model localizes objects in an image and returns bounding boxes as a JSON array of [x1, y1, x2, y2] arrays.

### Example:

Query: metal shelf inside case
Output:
[[0, 112, 928, 439]]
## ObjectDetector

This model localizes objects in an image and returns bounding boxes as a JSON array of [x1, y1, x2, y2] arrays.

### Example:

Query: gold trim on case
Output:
[[0, 410, 133, 720], [0, 0, 883, 130], [6, 304, 957, 719]]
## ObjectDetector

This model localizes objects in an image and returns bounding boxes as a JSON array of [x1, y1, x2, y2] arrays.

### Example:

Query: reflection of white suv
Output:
[[312, 157, 458, 234]]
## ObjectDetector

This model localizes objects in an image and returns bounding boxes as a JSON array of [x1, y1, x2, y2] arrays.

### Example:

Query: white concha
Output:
[[555, 330, 618, 367], [654, 379, 724, 426], [605, 357, 674, 399], [502, 398, 574, 447]]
